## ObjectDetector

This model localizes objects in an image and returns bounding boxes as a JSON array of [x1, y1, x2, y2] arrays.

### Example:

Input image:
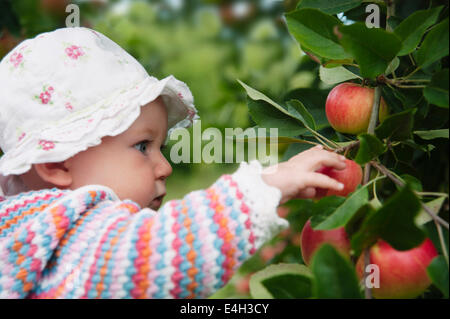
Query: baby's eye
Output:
[[134, 140, 150, 154]]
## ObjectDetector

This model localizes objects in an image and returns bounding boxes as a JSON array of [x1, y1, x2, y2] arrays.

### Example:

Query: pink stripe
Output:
[[169, 202, 182, 298], [82, 215, 126, 298]]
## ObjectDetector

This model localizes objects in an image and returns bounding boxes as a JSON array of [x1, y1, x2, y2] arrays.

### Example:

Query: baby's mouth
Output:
[[150, 193, 166, 209]]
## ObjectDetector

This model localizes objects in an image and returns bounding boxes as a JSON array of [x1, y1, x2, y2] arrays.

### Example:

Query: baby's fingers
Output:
[[302, 150, 346, 172], [305, 172, 344, 191]]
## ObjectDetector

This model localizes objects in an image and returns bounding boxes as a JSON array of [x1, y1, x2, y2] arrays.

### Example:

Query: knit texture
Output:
[[0, 160, 287, 298]]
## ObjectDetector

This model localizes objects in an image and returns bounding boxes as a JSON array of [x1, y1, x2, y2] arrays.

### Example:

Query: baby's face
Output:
[[66, 96, 172, 210]]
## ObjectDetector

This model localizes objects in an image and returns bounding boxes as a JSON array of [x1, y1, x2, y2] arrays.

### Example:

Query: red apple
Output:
[[326, 82, 389, 135], [315, 158, 363, 199], [300, 219, 351, 266], [356, 239, 438, 299]]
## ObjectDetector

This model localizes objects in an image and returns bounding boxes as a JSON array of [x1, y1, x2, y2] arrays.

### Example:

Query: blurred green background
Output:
[[0, 0, 314, 297], [0, 0, 318, 201]]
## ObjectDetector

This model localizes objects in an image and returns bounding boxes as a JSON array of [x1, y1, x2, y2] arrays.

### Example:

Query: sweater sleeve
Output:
[[1, 161, 287, 299]]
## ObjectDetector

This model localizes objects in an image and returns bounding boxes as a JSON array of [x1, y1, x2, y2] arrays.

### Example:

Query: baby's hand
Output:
[[261, 145, 347, 205]]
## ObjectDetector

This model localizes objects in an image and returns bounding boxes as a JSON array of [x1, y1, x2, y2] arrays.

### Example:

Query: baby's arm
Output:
[[144, 159, 288, 298], [14, 160, 286, 299], [0, 146, 345, 299]]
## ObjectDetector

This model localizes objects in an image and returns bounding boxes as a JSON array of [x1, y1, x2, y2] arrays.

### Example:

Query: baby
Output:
[[0, 27, 346, 299]]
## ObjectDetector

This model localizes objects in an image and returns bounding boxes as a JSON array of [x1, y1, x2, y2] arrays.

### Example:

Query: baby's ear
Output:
[[34, 162, 72, 188]]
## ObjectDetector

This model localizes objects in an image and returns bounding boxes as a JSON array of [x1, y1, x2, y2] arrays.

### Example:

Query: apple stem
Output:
[[333, 140, 360, 154], [391, 84, 427, 89], [416, 192, 449, 198], [306, 127, 341, 149], [402, 67, 421, 80], [304, 51, 322, 65]]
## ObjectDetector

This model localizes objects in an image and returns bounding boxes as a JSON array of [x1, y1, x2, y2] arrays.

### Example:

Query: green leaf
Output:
[[375, 109, 416, 141], [415, 196, 446, 226], [395, 174, 423, 192], [247, 98, 307, 137], [311, 185, 369, 231], [424, 220, 449, 257], [285, 9, 352, 60], [229, 127, 311, 144], [311, 245, 363, 299], [319, 65, 361, 85], [238, 80, 311, 136], [238, 79, 296, 118], [310, 196, 346, 228], [345, 204, 376, 238], [416, 18, 449, 68], [283, 88, 330, 128], [427, 256, 449, 298], [394, 6, 443, 56], [261, 274, 313, 299], [338, 22, 402, 79], [296, 0, 363, 15], [384, 57, 400, 76], [414, 129, 449, 140], [249, 264, 313, 299], [351, 184, 425, 255], [286, 99, 316, 130], [354, 133, 386, 165], [401, 139, 436, 156], [423, 69, 449, 108]]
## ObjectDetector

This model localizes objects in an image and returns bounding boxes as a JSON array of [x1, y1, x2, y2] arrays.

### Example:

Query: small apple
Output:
[[356, 239, 438, 299], [314, 158, 363, 199], [326, 82, 389, 135], [300, 218, 351, 266]]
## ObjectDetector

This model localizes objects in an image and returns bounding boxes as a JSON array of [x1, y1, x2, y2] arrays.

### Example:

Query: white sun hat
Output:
[[0, 26, 199, 177]]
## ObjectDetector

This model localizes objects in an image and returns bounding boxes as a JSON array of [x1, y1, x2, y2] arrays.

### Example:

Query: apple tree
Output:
[[235, 0, 449, 299]]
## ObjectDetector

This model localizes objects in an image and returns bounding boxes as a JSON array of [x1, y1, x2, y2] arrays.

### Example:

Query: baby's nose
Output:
[[157, 156, 172, 180]]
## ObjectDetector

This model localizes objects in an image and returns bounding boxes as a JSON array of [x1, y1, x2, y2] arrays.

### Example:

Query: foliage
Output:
[[228, 0, 449, 299], [1, 0, 448, 300]]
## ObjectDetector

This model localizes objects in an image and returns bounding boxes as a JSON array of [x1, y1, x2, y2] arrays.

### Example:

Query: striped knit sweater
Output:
[[0, 160, 288, 299]]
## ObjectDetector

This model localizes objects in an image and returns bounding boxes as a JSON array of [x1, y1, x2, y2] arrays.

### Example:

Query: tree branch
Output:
[[370, 161, 449, 230]]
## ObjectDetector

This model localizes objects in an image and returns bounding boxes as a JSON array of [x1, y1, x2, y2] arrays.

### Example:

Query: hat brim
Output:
[[0, 74, 199, 176]]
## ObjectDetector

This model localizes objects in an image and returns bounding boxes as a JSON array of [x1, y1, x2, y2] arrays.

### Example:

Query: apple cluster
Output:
[[301, 220, 438, 299], [299, 83, 438, 298]]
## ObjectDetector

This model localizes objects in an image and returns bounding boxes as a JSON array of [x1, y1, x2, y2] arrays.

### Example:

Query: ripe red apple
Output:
[[314, 158, 363, 199], [300, 219, 351, 266], [356, 239, 438, 299], [326, 82, 389, 135]]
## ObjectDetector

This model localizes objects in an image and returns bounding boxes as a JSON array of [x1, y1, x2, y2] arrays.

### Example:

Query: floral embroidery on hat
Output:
[[65, 45, 85, 60], [62, 42, 89, 66], [38, 140, 55, 151], [34, 85, 55, 105], [18, 132, 26, 142], [10, 52, 23, 68], [7, 45, 31, 71], [65, 102, 74, 111]]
